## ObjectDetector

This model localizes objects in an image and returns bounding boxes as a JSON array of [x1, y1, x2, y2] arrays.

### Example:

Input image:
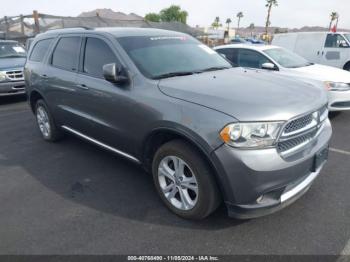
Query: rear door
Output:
[[44, 35, 84, 129], [320, 33, 350, 68], [294, 33, 325, 64]]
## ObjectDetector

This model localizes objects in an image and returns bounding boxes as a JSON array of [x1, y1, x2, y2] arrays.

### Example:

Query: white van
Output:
[[272, 32, 350, 71]]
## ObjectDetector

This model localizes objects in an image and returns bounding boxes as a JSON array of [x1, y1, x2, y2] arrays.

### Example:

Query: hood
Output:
[[158, 68, 327, 121], [0, 57, 26, 71], [289, 64, 350, 83]]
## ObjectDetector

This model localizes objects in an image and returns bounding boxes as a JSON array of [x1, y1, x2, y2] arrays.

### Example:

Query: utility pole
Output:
[[33, 10, 40, 34], [20, 15, 24, 35], [4, 16, 9, 39]]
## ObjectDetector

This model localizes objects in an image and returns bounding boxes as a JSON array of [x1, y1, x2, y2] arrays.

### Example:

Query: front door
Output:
[[320, 34, 350, 69], [75, 36, 137, 155]]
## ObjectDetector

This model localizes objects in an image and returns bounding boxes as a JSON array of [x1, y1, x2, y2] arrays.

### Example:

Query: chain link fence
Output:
[[0, 12, 205, 43]]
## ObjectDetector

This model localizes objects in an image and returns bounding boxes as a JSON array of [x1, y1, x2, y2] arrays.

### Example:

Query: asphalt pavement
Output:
[[0, 95, 349, 256]]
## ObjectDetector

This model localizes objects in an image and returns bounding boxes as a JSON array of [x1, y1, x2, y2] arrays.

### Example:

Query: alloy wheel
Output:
[[158, 156, 199, 210], [36, 106, 51, 138]]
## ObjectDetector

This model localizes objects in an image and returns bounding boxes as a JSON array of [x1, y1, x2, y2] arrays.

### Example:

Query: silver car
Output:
[[215, 44, 350, 111]]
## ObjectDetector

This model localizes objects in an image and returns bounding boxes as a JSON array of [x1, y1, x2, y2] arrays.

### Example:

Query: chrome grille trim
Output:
[[5, 70, 24, 81], [277, 105, 328, 157]]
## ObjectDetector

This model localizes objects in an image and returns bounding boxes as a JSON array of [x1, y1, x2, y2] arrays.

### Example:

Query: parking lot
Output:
[[0, 95, 349, 256]]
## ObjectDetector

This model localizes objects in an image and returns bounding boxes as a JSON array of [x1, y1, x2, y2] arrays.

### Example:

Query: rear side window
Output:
[[52, 37, 81, 71], [29, 39, 52, 62], [216, 48, 239, 66], [325, 34, 349, 48], [83, 37, 119, 78]]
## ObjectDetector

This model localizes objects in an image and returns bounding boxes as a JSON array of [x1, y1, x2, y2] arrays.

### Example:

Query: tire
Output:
[[35, 99, 63, 142], [152, 140, 221, 220], [344, 63, 350, 72]]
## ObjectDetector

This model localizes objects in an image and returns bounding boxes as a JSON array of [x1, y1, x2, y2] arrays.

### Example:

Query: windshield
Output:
[[117, 35, 231, 79], [0, 42, 26, 58], [263, 47, 312, 68], [344, 34, 350, 43]]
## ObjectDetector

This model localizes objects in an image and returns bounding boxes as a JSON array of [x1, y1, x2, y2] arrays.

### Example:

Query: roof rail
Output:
[[46, 26, 93, 32]]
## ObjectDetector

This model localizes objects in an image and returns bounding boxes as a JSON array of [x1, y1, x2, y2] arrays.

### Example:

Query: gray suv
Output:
[[24, 28, 332, 220]]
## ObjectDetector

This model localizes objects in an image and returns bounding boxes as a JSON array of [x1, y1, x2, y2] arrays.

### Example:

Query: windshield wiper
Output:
[[0, 55, 26, 58], [152, 71, 196, 79], [197, 66, 231, 73]]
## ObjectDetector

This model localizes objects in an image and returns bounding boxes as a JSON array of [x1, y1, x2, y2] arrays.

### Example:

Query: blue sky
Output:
[[1, 0, 349, 28]]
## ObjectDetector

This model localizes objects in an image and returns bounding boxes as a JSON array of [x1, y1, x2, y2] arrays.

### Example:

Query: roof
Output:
[[274, 31, 349, 36], [40, 27, 187, 38], [214, 44, 278, 51]]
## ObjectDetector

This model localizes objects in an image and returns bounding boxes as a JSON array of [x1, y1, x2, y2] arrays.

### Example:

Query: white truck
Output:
[[272, 32, 350, 71]]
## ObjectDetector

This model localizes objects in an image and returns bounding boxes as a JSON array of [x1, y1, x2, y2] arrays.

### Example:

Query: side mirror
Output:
[[103, 63, 129, 85], [262, 62, 277, 70]]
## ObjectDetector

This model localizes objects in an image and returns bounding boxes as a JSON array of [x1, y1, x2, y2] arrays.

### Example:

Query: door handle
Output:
[[76, 84, 89, 90], [41, 74, 48, 79]]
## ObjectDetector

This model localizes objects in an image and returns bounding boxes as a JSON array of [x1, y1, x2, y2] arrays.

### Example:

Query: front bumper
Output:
[[211, 119, 332, 219], [0, 81, 26, 96], [328, 90, 350, 111]]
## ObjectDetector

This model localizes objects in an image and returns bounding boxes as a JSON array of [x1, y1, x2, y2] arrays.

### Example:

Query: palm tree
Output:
[[236, 12, 244, 30], [329, 12, 338, 30], [249, 23, 255, 37], [226, 18, 232, 31], [265, 0, 278, 35]]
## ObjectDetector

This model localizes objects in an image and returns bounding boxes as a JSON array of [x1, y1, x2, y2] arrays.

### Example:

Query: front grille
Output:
[[5, 70, 24, 81], [277, 130, 317, 152], [283, 114, 313, 134], [277, 105, 328, 156]]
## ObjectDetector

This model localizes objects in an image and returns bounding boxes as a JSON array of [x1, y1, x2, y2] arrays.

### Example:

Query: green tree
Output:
[[212, 16, 221, 29], [226, 18, 232, 31], [145, 13, 161, 22], [265, 0, 278, 35], [236, 12, 244, 30], [329, 12, 338, 30], [159, 5, 188, 24]]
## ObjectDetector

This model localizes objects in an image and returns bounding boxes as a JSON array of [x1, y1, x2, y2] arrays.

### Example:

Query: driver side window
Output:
[[238, 49, 271, 69], [83, 37, 120, 78], [325, 34, 349, 48]]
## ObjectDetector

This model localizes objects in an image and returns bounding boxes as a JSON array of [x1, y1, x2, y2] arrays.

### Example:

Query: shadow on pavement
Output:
[[0, 94, 27, 106], [0, 112, 246, 230]]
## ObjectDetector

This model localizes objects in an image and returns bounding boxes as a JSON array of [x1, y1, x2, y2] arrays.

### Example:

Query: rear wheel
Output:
[[152, 140, 220, 220], [35, 99, 63, 142], [344, 62, 350, 71]]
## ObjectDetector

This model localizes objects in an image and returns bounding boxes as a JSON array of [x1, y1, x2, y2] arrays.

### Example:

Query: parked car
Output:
[[230, 37, 249, 44], [272, 32, 350, 71], [245, 38, 266, 45], [215, 44, 350, 111], [0, 40, 26, 96], [25, 28, 331, 220]]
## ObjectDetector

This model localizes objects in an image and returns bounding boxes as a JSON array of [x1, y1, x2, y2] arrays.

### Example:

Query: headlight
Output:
[[325, 82, 350, 91], [0, 71, 7, 82], [219, 122, 284, 148]]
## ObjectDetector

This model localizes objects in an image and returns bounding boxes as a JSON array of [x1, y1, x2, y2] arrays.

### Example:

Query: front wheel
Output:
[[152, 140, 221, 220]]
